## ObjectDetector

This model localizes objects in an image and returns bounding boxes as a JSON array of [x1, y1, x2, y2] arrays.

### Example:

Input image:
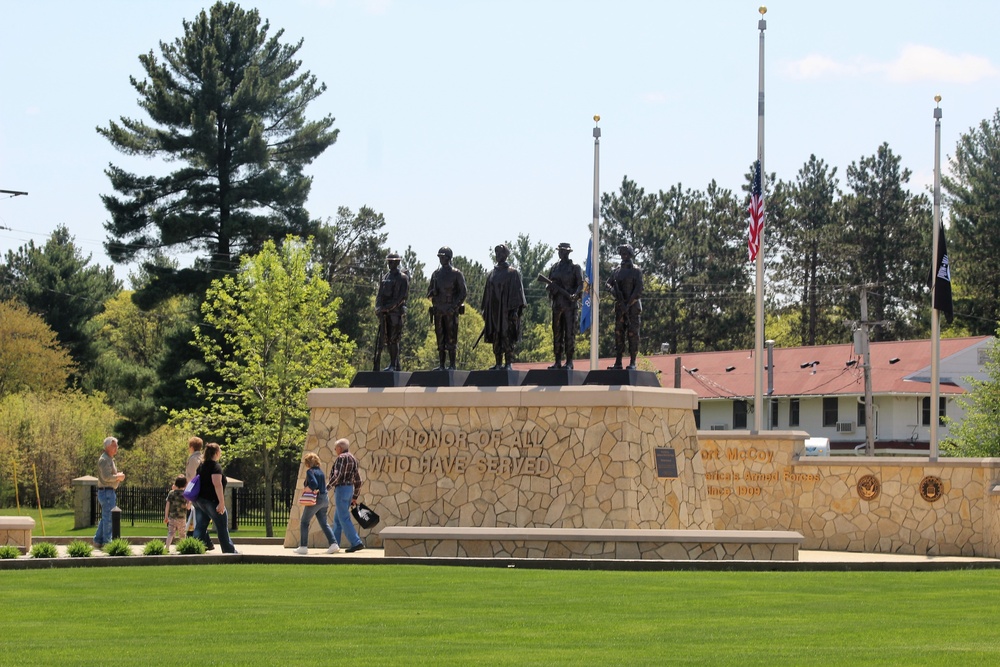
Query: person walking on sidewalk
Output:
[[326, 438, 365, 553], [192, 442, 238, 554], [294, 452, 340, 555]]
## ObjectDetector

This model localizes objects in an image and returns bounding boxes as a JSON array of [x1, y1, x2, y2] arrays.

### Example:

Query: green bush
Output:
[[142, 539, 166, 556], [30, 542, 58, 558], [0, 545, 21, 559], [104, 538, 132, 557], [175, 537, 206, 555], [66, 540, 93, 558]]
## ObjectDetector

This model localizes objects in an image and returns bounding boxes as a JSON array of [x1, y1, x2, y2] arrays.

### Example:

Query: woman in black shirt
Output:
[[193, 442, 238, 554]]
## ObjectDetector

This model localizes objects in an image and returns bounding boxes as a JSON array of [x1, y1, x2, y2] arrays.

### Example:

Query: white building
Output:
[[526, 336, 994, 454]]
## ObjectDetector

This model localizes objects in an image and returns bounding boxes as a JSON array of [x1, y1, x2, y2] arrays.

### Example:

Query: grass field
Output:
[[0, 507, 273, 538], [2, 565, 999, 665]]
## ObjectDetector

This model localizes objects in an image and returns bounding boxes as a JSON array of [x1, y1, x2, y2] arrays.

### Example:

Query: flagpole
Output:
[[930, 96, 942, 461], [753, 7, 767, 433], [591, 115, 601, 370]]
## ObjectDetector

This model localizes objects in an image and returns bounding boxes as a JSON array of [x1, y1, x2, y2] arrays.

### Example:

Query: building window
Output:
[[922, 397, 946, 426], [823, 397, 838, 427], [857, 401, 866, 427], [789, 398, 800, 427], [694, 403, 701, 430], [769, 400, 778, 428], [733, 400, 748, 429]]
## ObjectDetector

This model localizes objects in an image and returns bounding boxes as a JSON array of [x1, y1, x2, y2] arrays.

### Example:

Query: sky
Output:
[[1, 0, 999, 283]]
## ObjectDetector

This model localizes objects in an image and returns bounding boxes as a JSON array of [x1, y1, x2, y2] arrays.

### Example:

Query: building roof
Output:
[[516, 336, 993, 400]]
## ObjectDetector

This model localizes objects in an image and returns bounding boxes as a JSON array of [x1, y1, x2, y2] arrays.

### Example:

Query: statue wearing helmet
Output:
[[427, 246, 467, 370]]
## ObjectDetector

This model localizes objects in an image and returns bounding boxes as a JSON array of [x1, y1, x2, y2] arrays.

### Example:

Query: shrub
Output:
[[0, 545, 21, 559], [143, 539, 166, 556], [104, 538, 132, 557], [66, 540, 93, 558], [30, 542, 59, 558], [175, 537, 206, 555]]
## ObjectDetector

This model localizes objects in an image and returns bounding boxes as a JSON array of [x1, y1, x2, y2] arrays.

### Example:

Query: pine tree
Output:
[[98, 1, 338, 306], [943, 108, 1000, 334]]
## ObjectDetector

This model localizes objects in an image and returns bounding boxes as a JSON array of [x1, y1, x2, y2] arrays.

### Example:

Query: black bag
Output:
[[351, 502, 380, 529]]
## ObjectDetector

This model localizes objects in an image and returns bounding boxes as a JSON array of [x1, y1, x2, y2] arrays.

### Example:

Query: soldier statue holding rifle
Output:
[[606, 244, 643, 370], [536, 242, 584, 369], [373, 251, 409, 372], [427, 246, 468, 370]]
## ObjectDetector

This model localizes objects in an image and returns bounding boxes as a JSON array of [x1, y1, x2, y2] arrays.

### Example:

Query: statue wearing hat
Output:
[[606, 244, 643, 369], [373, 251, 409, 371], [481, 243, 526, 370], [540, 242, 584, 369], [427, 246, 468, 370]]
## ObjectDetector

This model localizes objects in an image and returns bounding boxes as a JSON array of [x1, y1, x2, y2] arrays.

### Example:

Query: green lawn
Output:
[[1, 565, 999, 665], [0, 507, 274, 538]]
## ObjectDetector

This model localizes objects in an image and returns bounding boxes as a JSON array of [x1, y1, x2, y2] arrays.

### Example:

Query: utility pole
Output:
[[854, 286, 889, 456]]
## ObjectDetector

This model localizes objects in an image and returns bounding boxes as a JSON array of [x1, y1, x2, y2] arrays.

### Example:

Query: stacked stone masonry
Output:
[[701, 432, 1000, 558], [287, 386, 712, 549], [380, 527, 801, 560]]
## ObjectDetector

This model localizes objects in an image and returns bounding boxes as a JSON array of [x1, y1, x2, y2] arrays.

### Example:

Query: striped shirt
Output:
[[327, 452, 362, 500]]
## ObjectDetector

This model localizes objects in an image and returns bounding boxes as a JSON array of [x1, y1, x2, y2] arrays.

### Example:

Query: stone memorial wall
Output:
[[285, 385, 712, 548], [700, 431, 1000, 557]]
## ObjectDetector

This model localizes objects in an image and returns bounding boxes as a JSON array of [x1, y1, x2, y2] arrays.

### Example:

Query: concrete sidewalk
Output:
[[17, 539, 999, 571]]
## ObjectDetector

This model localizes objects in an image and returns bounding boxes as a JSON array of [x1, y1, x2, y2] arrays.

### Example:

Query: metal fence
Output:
[[97, 486, 294, 529]]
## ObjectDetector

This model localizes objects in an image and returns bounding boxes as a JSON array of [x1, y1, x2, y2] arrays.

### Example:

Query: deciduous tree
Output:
[[0, 300, 75, 397], [0, 226, 119, 376], [169, 237, 354, 535]]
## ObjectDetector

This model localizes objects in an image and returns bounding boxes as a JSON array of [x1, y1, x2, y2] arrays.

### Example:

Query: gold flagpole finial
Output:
[[934, 95, 942, 106], [593, 115, 600, 123], [759, 6, 767, 15]]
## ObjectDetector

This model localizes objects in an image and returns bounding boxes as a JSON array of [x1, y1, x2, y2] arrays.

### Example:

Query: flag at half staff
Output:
[[748, 160, 765, 262], [579, 238, 593, 333], [932, 222, 953, 323]]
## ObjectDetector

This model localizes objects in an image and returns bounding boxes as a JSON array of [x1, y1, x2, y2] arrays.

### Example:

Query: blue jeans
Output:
[[299, 494, 337, 547], [93, 488, 116, 545], [193, 497, 237, 553], [331, 485, 362, 548]]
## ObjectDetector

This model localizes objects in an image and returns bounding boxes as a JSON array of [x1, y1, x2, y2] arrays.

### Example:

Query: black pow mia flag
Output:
[[931, 223, 953, 324]]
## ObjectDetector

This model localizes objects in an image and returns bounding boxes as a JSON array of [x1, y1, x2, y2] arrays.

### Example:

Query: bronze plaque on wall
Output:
[[920, 476, 944, 502], [857, 474, 881, 501], [654, 448, 678, 479]]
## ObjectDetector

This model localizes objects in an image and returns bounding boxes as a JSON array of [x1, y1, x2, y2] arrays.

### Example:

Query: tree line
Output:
[[3, 2, 1000, 519]]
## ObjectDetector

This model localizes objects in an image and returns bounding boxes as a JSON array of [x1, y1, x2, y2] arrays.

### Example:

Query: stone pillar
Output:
[[72, 476, 98, 530], [225, 478, 243, 530]]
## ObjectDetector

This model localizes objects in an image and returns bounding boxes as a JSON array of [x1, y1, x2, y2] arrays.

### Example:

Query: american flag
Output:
[[748, 160, 764, 262]]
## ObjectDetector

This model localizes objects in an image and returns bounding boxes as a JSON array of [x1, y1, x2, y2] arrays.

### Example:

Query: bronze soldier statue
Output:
[[373, 251, 409, 372], [481, 244, 526, 370], [607, 244, 643, 370], [542, 242, 584, 369], [427, 246, 468, 370]]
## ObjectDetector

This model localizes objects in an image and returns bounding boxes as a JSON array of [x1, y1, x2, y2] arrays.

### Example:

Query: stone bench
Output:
[[380, 526, 803, 561], [0, 516, 35, 553]]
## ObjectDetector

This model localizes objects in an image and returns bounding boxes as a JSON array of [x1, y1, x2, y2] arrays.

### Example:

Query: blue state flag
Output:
[[579, 238, 593, 333]]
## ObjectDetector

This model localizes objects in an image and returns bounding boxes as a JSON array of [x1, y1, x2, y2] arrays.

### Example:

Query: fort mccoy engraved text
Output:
[[702, 446, 821, 499]]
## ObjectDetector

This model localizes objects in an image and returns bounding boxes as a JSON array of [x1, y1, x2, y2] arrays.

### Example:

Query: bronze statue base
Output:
[[407, 370, 471, 387], [522, 369, 588, 387], [350, 370, 412, 388], [464, 369, 528, 387], [584, 369, 660, 387]]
